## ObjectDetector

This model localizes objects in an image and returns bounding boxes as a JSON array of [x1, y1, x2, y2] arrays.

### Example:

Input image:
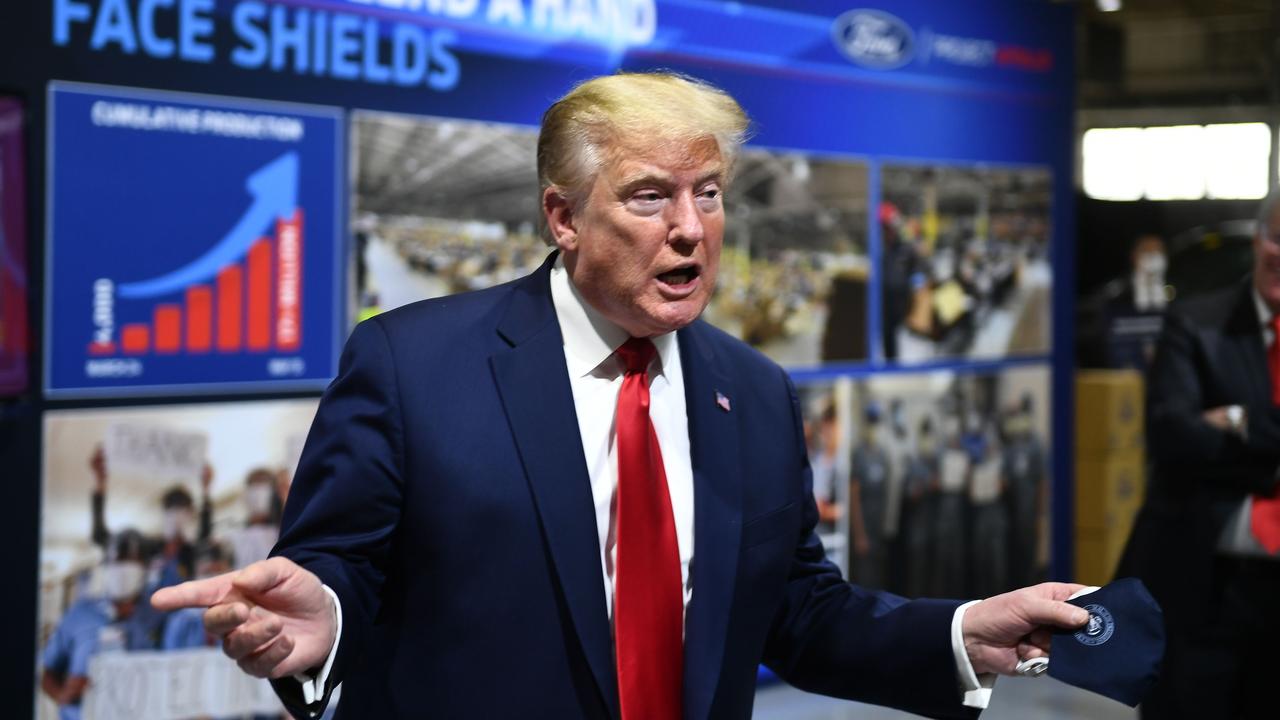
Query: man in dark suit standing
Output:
[[155, 72, 1087, 720], [1121, 190, 1280, 719]]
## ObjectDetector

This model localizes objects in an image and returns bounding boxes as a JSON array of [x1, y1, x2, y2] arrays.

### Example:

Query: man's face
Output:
[[1131, 235, 1165, 273], [819, 416, 839, 450], [245, 479, 275, 518], [1256, 207, 1280, 311], [101, 559, 146, 603], [162, 506, 194, 541], [551, 137, 725, 338]]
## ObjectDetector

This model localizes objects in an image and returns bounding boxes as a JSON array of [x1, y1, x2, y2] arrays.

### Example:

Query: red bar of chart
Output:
[[247, 238, 272, 352], [153, 304, 181, 354], [99, 212, 305, 357], [186, 286, 212, 353], [217, 266, 243, 352], [121, 324, 150, 354]]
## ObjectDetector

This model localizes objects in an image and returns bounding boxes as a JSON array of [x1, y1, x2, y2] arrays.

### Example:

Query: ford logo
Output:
[[832, 9, 915, 70]]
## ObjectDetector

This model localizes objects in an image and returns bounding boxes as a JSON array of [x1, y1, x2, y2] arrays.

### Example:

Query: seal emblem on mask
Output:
[[1075, 604, 1115, 647]]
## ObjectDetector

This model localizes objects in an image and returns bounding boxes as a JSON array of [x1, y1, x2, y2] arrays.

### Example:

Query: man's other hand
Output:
[[962, 582, 1090, 675], [151, 556, 337, 679]]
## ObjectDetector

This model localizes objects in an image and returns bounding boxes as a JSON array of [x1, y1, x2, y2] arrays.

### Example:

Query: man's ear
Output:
[[543, 186, 578, 252]]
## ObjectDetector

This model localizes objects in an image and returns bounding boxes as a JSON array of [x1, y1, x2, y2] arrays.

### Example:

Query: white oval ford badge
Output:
[[832, 9, 915, 70]]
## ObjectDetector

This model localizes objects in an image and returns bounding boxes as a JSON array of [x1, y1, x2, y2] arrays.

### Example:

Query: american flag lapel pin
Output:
[[715, 391, 731, 413]]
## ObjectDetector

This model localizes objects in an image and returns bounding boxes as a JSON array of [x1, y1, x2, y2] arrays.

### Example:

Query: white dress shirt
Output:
[[1254, 286, 1274, 348], [550, 257, 696, 618], [300, 257, 993, 710]]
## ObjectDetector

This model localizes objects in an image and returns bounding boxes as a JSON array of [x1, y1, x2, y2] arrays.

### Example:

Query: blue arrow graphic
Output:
[[117, 152, 299, 299]]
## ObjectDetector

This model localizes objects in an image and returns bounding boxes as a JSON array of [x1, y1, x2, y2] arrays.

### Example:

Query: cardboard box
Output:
[[1075, 527, 1132, 587], [1075, 448, 1146, 533], [1076, 370, 1144, 453], [1075, 443, 1146, 586]]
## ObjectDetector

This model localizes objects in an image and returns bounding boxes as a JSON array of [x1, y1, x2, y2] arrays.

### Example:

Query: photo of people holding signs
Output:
[[37, 400, 318, 720]]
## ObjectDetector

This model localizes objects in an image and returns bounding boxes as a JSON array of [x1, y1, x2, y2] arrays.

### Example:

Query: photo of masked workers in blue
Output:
[[898, 416, 941, 598], [849, 402, 893, 588], [841, 367, 1050, 601], [1002, 393, 1049, 588]]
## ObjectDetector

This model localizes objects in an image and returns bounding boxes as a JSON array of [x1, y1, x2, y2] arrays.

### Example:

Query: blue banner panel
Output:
[[0, 97, 27, 396], [41, 1, 1071, 161], [45, 83, 344, 397]]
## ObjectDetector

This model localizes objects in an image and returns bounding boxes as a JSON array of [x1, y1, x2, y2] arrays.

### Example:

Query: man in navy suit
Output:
[[1119, 191, 1280, 719], [154, 73, 1088, 719]]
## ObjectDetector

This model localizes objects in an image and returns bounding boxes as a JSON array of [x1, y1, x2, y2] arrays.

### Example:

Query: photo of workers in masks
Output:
[[37, 400, 318, 720], [833, 365, 1051, 599], [880, 165, 1052, 363], [351, 112, 870, 363]]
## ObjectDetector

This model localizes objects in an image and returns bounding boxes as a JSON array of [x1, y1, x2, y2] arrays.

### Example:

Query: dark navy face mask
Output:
[[1047, 577, 1165, 707]]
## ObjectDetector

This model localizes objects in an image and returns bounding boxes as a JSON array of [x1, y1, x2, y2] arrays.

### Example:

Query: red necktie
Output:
[[1250, 316, 1280, 553], [613, 338, 683, 720]]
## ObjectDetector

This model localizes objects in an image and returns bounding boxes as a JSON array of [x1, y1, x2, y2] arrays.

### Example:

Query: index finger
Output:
[[231, 557, 297, 597], [151, 571, 237, 611]]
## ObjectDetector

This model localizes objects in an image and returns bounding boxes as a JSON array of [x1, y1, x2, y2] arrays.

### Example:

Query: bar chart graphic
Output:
[[89, 210, 303, 356], [47, 84, 342, 397], [88, 154, 305, 358]]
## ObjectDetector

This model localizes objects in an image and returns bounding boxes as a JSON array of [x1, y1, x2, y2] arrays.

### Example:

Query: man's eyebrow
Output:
[[615, 171, 676, 196], [614, 166, 726, 196], [695, 167, 726, 187]]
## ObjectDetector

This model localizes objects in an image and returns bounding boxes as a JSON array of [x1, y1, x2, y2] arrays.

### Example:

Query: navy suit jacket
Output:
[[272, 253, 977, 719], [1119, 278, 1280, 625]]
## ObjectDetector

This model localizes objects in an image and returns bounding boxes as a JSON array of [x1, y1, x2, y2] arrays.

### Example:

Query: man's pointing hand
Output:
[[152, 556, 337, 679]]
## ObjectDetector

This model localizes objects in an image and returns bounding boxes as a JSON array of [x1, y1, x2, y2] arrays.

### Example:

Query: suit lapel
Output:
[[679, 322, 744, 720], [1225, 280, 1270, 399], [490, 258, 619, 718]]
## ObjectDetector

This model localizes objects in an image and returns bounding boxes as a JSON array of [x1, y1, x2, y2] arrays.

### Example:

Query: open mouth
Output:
[[656, 265, 701, 287]]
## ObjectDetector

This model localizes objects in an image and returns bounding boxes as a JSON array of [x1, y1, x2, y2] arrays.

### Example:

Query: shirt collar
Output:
[[549, 254, 678, 378], [1252, 283, 1274, 330]]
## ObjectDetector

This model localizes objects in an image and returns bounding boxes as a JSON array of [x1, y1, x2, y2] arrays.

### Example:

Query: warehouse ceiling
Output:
[[354, 113, 541, 224], [1076, 0, 1279, 108], [354, 113, 874, 227]]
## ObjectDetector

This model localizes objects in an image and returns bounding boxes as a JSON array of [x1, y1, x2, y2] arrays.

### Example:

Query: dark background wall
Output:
[[1076, 194, 1257, 295]]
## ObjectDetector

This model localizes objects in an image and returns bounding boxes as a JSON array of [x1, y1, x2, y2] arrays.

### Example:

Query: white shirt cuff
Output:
[[952, 600, 996, 709], [293, 584, 342, 709]]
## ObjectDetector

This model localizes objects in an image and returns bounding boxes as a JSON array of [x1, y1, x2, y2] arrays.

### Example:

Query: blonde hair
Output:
[[537, 72, 750, 240]]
